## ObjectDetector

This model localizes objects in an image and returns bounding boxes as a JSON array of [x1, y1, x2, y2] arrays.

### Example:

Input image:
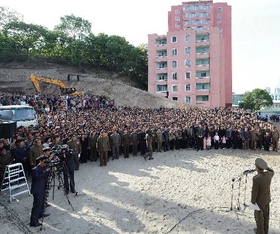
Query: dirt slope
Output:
[[0, 62, 186, 108]]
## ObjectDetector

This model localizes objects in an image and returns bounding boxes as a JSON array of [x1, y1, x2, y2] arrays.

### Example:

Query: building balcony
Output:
[[196, 77, 210, 82], [195, 53, 209, 59]]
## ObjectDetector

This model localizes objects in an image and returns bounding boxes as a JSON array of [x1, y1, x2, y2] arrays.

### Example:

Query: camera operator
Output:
[[30, 155, 50, 227], [61, 145, 77, 195]]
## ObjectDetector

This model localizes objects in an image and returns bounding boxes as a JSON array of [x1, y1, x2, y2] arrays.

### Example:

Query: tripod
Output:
[[47, 162, 75, 211]]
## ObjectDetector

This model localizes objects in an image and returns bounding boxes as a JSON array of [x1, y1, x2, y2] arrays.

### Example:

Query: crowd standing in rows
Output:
[[0, 93, 279, 185]]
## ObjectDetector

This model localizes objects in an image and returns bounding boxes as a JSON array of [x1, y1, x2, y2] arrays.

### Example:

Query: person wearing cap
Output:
[[28, 138, 43, 170], [67, 134, 81, 170], [97, 130, 110, 167], [251, 158, 274, 234], [30, 155, 50, 227]]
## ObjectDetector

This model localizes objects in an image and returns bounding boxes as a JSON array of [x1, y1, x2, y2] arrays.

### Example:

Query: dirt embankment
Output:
[[0, 62, 186, 109]]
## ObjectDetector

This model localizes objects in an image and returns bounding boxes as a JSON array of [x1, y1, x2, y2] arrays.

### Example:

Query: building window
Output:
[[185, 96, 191, 103], [157, 62, 167, 69], [185, 47, 191, 55], [172, 97, 178, 101], [185, 59, 191, 67], [217, 7, 223, 12], [175, 9, 180, 14], [172, 85, 178, 92], [217, 14, 222, 19], [175, 17, 180, 21], [217, 21, 222, 26], [175, 23, 181, 28], [172, 48, 178, 56], [172, 36, 177, 43], [185, 84, 191, 92], [185, 72, 191, 79], [157, 50, 167, 57], [196, 83, 210, 90], [196, 95, 209, 101], [157, 85, 167, 92], [172, 73, 178, 80], [196, 71, 210, 78], [157, 74, 167, 81], [172, 61, 178, 68], [185, 34, 191, 42]]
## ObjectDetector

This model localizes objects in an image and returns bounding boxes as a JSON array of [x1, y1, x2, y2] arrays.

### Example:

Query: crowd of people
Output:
[[0, 92, 278, 229], [0, 93, 279, 176]]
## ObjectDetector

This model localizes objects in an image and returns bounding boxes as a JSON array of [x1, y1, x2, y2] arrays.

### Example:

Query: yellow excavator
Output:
[[30, 74, 84, 95]]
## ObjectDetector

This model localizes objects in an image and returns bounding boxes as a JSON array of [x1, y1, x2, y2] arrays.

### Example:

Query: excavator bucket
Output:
[[60, 87, 77, 95]]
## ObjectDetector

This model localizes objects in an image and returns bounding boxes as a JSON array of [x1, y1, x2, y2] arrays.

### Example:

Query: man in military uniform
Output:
[[122, 129, 131, 159], [271, 126, 279, 152], [144, 129, 153, 160], [131, 128, 139, 156], [250, 127, 257, 150], [251, 158, 274, 234], [28, 138, 43, 170], [156, 128, 163, 152], [67, 134, 81, 170], [97, 130, 110, 166], [30, 155, 50, 227], [110, 128, 121, 160]]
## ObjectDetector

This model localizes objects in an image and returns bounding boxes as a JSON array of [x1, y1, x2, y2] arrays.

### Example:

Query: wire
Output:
[[165, 208, 204, 234]]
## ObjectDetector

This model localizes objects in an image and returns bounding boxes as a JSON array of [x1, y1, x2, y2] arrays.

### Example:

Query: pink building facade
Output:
[[148, 1, 232, 107]]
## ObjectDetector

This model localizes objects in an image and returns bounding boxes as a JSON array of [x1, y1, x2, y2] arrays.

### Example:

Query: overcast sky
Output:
[[1, 0, 280, 94]]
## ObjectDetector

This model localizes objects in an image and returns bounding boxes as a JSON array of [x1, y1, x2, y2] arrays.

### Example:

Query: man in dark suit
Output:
[[30, 155, 50, 227], [251, 158, 274, 234], [62, 146, 77, 195]]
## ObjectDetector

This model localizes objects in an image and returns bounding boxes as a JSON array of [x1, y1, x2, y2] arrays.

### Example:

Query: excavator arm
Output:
[[30, 74, 84, 95]]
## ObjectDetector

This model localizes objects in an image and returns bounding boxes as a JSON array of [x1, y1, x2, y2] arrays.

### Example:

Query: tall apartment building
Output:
[[148, 0, 232, 107]]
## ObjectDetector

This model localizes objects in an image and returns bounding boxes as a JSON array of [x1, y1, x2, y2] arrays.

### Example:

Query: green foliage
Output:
[[239, 89, 273, 112], [0, 7, 148, 90]]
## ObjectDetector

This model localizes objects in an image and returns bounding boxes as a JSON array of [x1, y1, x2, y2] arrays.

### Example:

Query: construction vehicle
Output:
[[30, 74, 84, 95]]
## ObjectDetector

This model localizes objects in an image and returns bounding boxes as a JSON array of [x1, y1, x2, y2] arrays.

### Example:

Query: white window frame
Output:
[[185, 47, 191, 55], [171, 36, 177, 43], [172, 84, 178, 92], [172, 73, 178, 80], [172, 48, 178, 56], [185, 34, 191, 42], [185, 72, 191, 79], [185, 84, 191, 92], [185, 96, 191, 103], [185, 59, 191, 67], [172, 60, 178, 68]]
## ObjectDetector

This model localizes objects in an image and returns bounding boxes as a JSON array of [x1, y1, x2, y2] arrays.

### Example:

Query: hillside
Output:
[[0, 62, 187, 109]]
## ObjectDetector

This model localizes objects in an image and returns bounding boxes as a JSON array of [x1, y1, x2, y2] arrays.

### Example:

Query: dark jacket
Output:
[[31, 165, 49, 194]]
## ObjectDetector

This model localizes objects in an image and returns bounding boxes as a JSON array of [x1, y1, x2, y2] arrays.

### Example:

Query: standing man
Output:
[[97, 130, 110, 167], [67, 134, 81, 171], [62, 146, 77, 195], [144, 129, 154, 160], [251, 158, 274, 234], [271, 126, 279, 152], [122, 129, 131, 159], [30, 155, 50, 227], [110, 128, 121, 160], [28, 138, 43, 171]]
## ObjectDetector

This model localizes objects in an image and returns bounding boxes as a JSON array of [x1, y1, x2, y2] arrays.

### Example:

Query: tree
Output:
[[54, 14, 91, 40], [0, 6, 23, 31], [239, 88, 273, 112]]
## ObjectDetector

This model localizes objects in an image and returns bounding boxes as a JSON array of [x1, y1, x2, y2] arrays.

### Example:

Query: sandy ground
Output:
[[0, 148, 280, 234]]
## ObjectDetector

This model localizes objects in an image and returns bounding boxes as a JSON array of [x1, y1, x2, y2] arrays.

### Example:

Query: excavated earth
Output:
[[0, 61, 187, 109]]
